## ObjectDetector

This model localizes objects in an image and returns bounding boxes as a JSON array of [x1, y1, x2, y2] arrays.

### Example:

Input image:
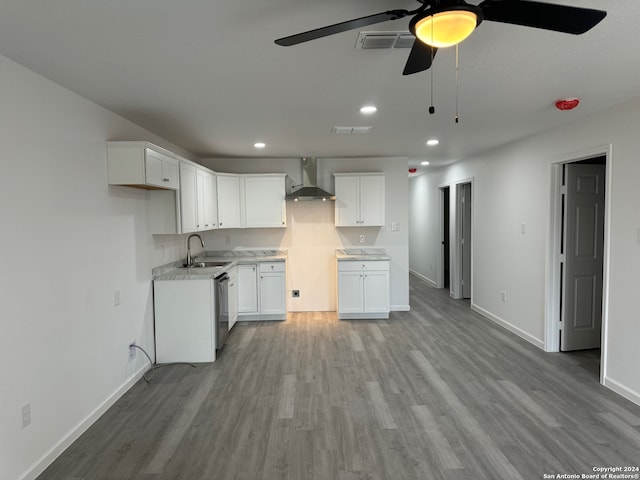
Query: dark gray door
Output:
[[561, 164, 605, 351]]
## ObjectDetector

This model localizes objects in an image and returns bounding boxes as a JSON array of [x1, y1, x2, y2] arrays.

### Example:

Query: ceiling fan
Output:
[[274, 0, 606, 75]]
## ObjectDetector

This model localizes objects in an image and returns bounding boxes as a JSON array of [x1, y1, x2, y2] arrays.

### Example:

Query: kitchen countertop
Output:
[[153, 249, 287, 281], [336, 248, 390, 261]]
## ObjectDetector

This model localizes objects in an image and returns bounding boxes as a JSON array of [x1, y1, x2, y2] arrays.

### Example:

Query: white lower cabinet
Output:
[[337, 260, 390, 319], [259, 262, 286, 315], [238, 261, 286, 320], [228, 266, 239, 330], [154, 279, 216, 363], [237, 264, 259, 315]]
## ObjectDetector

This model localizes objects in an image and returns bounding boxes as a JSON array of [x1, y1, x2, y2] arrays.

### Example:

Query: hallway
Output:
[[38, 275, 640, 480]]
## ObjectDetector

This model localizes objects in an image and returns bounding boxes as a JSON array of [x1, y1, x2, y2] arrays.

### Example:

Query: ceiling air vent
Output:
[[332, 126, 373, 135], [356, 31, 415, 50]]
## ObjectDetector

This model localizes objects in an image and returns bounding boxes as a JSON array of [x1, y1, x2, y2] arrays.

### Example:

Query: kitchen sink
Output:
[[181, 261, 230, 269]]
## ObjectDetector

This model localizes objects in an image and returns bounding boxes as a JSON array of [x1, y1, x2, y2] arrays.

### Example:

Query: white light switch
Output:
[[391, 222, 399, 231]]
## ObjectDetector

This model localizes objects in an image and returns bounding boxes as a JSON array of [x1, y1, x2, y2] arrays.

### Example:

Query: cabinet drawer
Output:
[[259, 262, 285, 273], [338, 260, 389, 272]]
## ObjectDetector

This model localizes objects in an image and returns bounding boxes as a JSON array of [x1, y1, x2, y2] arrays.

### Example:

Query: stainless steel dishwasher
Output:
[[214, 272, 230, 350]]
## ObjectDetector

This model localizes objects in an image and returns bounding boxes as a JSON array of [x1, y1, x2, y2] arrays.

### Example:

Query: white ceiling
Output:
[[1, 0, 639, 172]]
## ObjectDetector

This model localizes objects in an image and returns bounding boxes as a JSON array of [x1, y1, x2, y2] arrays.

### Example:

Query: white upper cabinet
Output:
[[196, 168, 217, 231], [107, 141, 180, 190], [334, 173, 385, 227], [180, 163, 198, 233], [180, 163, 218, 234], [216, 173, 243, 229], [217, 174, 287, 229], [244, 174, 286, 228]]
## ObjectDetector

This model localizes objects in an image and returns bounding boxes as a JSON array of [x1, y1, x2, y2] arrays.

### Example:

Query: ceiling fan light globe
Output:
[[413, 10, 478, 48]]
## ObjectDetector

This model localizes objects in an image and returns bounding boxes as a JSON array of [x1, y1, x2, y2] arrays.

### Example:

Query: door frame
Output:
[[545, 144, 613, 384], [456, 181, 473, 300]]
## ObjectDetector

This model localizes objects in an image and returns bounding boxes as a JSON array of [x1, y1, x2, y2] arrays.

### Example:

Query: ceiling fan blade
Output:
[[403, 40, 437, 75], [479, 0, 606, 34], [275, 10, 409, 46]]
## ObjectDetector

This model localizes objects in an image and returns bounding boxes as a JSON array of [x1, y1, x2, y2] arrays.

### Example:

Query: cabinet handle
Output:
[[219, 222, 223, 226], [163, 178, 170, 182]]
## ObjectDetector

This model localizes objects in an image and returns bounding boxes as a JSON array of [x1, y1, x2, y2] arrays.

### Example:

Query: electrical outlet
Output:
[[292, 290, 300, 298], [21, 403, 31, 428], [114, 291, 121, 306], [359, 234, 365, 243], [501, 291, 507, 303], [391, 222, 399, 231], [129, 342, 137, 359]]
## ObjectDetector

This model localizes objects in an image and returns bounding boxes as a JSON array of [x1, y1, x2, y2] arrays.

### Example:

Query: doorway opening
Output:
[[440, 186, 450, 290], [547, 146, 611, 383]]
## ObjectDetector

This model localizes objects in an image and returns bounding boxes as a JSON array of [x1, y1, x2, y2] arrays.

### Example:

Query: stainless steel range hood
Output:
[[286, 157, 335, 201]]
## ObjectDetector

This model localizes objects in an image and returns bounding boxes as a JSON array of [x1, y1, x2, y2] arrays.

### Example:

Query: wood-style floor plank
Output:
[[37, 276, 640, 480]]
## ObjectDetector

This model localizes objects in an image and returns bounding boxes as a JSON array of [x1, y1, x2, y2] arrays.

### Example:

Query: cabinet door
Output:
[[196, 169, 217, 231], [146, 150, 179, 189], [205, 173, 218, 230], [334, 176, 360, 226], [180, 163, 198, 233], [244, 176, 286, 228], [338, 271, 364, 313], [359, 175, 385, 226], [145, 150, 165, 187], [363, 271, 390, 313], [228, 267, 239, 330], [237, 264, 258, 314], [217, 174, 243, 229], [260, 272, 286, 315]]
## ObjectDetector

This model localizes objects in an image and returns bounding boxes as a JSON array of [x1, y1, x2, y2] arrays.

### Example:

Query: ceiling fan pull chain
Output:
[[428, 20, 435, 115], [455, 43, 460, 124]]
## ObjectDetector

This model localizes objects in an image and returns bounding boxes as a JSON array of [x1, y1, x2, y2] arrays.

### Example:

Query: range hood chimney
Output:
[[286, 157, 335, 201]]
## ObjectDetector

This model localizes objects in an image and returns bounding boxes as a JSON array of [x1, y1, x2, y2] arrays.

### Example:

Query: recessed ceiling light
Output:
[[253, 142, 266, 149], [426, 139, 439, 146], [360, 105, 377, 114], [421, 161, 430, 166]]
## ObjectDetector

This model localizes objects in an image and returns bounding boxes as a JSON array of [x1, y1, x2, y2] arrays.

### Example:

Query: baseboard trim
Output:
[[409, 270, 437, 287], [603, 377, 640, 407], [471, 303, 545, 350], [20, 364, 148, 480], [391, 304, 410, 312]]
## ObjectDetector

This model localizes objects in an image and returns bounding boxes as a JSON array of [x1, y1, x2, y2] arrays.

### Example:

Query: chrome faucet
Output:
[[185, 233, 205, 267]]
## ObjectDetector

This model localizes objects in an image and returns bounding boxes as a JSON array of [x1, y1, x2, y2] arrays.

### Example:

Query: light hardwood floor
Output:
[[38, 276, 640, 480]]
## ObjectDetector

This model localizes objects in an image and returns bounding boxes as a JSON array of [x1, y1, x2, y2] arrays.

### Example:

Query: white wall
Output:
[[408, 168, 446, 286], [0, 55, 189, 480], [409, 96, 640, 406], [203, 157, 410, 312]]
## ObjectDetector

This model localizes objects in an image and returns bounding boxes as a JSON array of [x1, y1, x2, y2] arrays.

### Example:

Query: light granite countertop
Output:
[[336, 248, 390, 261], [153, 249, 287, 281]]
